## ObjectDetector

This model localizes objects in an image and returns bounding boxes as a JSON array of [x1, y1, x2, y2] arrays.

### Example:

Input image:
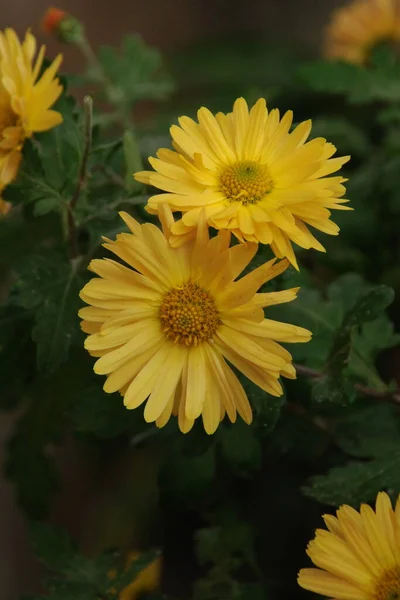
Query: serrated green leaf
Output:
[[334, 404, 400, 458], [311, 374, 356, 406], [12, 252, 85, 375], [303, 446, 400, 507], [71, 383, 136, 438], [328, 284, 394, 375], [32, 267, 83, 375], [97, 34, 174, 105]]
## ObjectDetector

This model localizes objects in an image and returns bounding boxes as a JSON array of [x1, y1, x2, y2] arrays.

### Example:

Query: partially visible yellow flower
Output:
[[135, 97, 350, 269], [325, 0, 400, 64], [298, 491, 400, 600], [0, 29, 63, 208], [79, 207, 311, 434], [119, 552, 162, 600], [0, 196, 11, 216]]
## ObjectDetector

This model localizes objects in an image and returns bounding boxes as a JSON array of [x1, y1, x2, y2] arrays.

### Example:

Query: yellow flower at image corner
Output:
[[325, 0, 400, 64], [0, 28, 63, 214], [79, 206, 311, 434], [110, 551, 162, 600], [298, 491, 400, 600], [134, 97, 351, 270]]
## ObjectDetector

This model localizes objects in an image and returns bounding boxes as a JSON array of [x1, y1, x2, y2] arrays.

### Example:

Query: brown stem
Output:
[[294, 363, 400, 406]]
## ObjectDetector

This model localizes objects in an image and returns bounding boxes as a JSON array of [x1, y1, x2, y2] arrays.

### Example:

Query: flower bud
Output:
[[42, 7, 84, 43]]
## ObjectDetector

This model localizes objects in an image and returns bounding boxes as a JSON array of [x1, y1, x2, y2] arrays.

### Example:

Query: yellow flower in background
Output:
[[0, 28, 63, 214], [79, 207, 311, 434], [325, 0, 400, 64], [135, 98, 350, 269], [298, 491, 400, 600], [119, 552, 162, 600]]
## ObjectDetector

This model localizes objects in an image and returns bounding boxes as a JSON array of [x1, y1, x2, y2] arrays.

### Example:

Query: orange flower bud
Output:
[[42, 7, 67, 35]]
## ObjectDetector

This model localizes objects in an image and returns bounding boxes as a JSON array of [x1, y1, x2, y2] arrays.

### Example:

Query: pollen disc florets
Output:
[[160, 282, 220, 346], [220, 160, 273, 205], [374, 567, 400, 600]]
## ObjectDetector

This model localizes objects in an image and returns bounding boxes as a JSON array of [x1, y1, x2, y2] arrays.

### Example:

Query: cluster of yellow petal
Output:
[[325, 0, 400, 64], [0, 28, 63, 215], [298, 491, 400, 600], [135, 97, 350, 269], [79, 207, 311, 434]]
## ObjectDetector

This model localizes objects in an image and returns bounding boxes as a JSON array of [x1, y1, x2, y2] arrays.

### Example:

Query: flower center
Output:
[[374, 568, 400, 600], [220, 160, 273, 205], [160, 282, 220, 347]]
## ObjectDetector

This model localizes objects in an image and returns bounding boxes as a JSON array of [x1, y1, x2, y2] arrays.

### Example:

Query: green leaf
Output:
[[12, 251, 85, 375], [303, 446, 400, 507], [97, 34, 174, 105], [71, 383, 137, 438], [334, 404, 400, 458], [299, 60, 362, 96], [271, 274, 396, 393], [300, 55, 400, 103], [0, 305, 35, 409], [350, 317, 400, 388], [311, 374, 356, 406], [32, 268, 83, 375], [328, 284, 394, 375], [6, 353, 96, 518]]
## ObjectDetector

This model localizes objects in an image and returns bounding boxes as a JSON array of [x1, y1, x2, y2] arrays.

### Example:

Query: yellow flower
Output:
[[298, 491, 400, 600], [0, 29, 63, 207], [79, 207, 311, 434], [119, 552, 162, 600], [325, 0, 400, 64], [134, 97, 350, 269]]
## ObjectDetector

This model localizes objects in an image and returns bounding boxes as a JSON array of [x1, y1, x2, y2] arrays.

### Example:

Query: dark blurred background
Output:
[[0, 0, 346, 597]]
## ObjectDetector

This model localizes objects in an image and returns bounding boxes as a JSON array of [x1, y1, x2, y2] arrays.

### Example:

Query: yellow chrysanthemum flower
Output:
[[298, 491, 400, 600], [0, 28, 63, 214], [325, 0, 400, 64], [79, 207, 311, 434], [134, 97, 350, 269]]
